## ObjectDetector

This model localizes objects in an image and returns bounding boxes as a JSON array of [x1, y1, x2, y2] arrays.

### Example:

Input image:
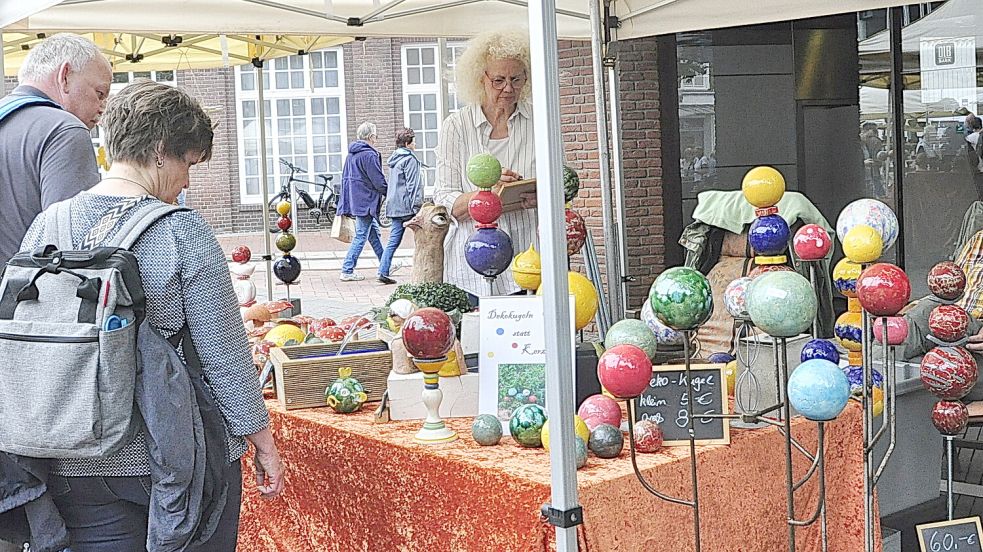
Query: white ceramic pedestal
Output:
[[413, 367, 458, 444]]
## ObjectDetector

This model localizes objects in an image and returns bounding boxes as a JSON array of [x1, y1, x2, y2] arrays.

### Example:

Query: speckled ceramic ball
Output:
[[724, 276, 753, 319], [928, 305, 970, 343], [747, 263, 795, 280], [748, 214, 790, 256], [836, 198, 899, 250], [842, 225, 883, 264], [856, 263, 911, 316], [509, 404, 548, 448], [800, 339, 840, 365], [596, 344, 653, 399], [741, 166, 786, 208], [747, 271, 818, 337], [648, 267, 714, 331], [928, 261, 967, 301], [575, 436, 589, 469], [402, 307, 456, 360], [792, 224, 832, 261], [472, 413, 503, 446], [641, 299, 686, 347], [605, 319, 659, 361], [589, 423, 624, 459], [873, 316, 909, 346], [566, 208, 588, 256], [932, 400, 969, 436], [833, 258, 862, 298], [633, 419, 664, 453], [578, 394, 623, 431], [231, 245, 252, 263], [788, 359, 851, 421], [920, 346, 979, 400], [844, 366, 883, 396]]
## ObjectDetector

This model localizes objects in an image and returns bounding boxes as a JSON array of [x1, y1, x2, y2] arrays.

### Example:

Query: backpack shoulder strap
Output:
[[0, 95, 61, 123], [108, 202, 190, 251], [40, 199, 76, 250]]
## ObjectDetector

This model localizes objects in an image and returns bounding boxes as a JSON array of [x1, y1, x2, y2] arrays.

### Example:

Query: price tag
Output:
[[917, 516, 983, 552]]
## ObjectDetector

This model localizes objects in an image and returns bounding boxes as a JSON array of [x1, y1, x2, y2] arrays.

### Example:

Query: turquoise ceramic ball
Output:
[[472, 413, 503, 446], [605, 319, 659, 361], [649, 267, 714, 331], [575, 436, 588, 469], [788, 359, 851, 421], [588, 423, 624, 459], [747, 271, 817, 337], [509, 404, 548, 448]]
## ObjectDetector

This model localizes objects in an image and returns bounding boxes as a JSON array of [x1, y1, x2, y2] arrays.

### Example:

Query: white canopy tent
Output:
[[3, 2, 921, 550]]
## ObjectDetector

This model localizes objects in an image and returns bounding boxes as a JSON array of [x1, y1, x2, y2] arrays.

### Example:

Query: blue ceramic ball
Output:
[[472, 413, 503, 446], [749, 214, 790, 256], [708, 352, 735, 364], [800, 339, 840, 365], [465, 227, 514, 278], [273, 254, 302, 284], [747, 271, 817, 337], [575, 436, 588, 469], [844, 366, 884, 396], [588, 423, 624, 459], [788, 359, 851, 421]]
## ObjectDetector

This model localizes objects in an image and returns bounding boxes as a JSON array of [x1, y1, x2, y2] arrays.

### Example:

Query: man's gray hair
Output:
[[356, 122, 377, 141], [18, 33, 104, 82]]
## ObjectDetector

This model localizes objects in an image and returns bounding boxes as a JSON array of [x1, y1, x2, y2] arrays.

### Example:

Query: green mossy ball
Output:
[[649, 267, 713, 331], [466, 153, 503, 189], [575, 436, 588, 469], [605, 319, 659, 361], [509, 404, 548, 448], [472, 414, 503, 446], [588, 423, 624, 459]]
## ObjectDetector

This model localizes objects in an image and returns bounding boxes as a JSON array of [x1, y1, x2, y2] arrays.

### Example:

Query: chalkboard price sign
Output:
[[917, 516, 983, 552], [632, 363, 730, 446]]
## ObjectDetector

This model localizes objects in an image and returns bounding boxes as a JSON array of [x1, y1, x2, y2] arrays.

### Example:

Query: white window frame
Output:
[[234, 48, 348, 205], [91, 70, 178, 172]]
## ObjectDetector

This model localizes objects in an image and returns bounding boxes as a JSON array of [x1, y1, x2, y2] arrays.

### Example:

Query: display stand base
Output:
[[276, 297, 302, 318], [730, 419, 769, 429], [415, 426, 458, 444]]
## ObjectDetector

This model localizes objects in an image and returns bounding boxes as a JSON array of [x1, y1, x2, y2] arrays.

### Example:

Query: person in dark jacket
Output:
[[338, 122, 388, 281], [378, 128, 424, 284]]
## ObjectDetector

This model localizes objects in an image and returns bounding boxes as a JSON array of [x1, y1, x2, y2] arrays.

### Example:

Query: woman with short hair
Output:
[[378, 127, 424, 284]]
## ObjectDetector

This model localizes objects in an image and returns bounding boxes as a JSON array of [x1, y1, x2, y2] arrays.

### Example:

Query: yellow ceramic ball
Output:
[[542, 416, 591, 452], [511, 244, 542, 291], [537, 271, 599, 331], [842, 224, 883, 263], [264, 324, 306, 347], [276, 200, 292, 216], [871, 386, 884, 417], [724, 360, 738, 396], [741, 166, 786, 208]]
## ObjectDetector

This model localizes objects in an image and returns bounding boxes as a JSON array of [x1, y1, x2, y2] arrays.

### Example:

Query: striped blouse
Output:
[[957, 230, 983, 319], [434, 101, 538, 297]]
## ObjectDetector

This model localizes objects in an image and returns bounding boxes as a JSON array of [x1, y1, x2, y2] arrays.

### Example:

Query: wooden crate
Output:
[[270, 339, 391, 410]]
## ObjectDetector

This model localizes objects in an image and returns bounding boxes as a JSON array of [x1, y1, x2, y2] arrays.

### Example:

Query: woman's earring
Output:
[[156, 156, 164, 168]]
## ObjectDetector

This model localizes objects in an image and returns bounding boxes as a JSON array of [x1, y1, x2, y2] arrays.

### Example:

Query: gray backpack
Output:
[[0, 197, 185, 458]]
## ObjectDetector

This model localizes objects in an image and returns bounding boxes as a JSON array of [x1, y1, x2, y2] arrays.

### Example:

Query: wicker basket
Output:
[[270, 339, 391, 410]]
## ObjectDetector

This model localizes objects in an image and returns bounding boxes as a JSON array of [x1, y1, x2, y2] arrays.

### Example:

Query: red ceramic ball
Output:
[[633, 419, 664, 453], [566, 209, 588, 256], [856, 263, 911, 316], [872, 316, 909, 346], [928, 261, 967, 301], [596, 344, 653, 399], [792, 224, 832, 261], [928, 305, 970, 342], [401, 307, 455, 360], [577, 394, 623, 431], [932, 400, 969, 436], [468, 190, 503, 225], [231, 245, 252, 263], [920, 346, 979, 400], [277, 216, 292, 231], [747, 263, 794, 279]]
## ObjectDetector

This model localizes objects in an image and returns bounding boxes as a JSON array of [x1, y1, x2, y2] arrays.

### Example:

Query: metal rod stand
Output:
[[947, 435, 954, 520], [777, 337, 797, 551]]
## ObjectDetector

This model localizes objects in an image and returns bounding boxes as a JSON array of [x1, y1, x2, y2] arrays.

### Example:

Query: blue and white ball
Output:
[[788, 359, 851, 421], [800, 339, 840, 365], [641, 299, 685, 347], [836, 199, 899, 251]]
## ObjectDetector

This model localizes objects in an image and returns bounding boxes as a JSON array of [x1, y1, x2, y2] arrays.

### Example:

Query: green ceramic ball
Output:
[[649, 267, 713, 331], [747, 271, 818, 338], [509, 404, 548, 448], [588, 423, 624, 459], [605, 319, 659, 361], [472, 414, 503, 446], [575, 436, 588, 469]]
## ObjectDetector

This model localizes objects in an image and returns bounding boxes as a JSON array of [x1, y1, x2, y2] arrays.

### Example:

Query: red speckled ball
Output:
[[792, 224, 832, 261], [856, 263, 911, 316], [566, 209, 588, 256], [401, 307, 455, 360], [747, 263, 794, 279], [633, 419, 664, 453], [932, 400, 969, 436], [577, 394, 623, 431], [872, 316, 909, 346], [468, 190, 503, 225], [920, 346, 979, 400], [277, 216, 292, 232], [231, 245, 252, 263], [927, 261, 967, 301], [596, 344, 653, 399], [928, 305, 970, 342]]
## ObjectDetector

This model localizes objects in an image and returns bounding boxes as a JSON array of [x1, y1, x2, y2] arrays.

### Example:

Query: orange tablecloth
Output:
[[239, 401, 879, 552]]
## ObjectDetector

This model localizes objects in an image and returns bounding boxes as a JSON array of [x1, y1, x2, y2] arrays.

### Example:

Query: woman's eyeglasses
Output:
[[485, 72, 527, 90]]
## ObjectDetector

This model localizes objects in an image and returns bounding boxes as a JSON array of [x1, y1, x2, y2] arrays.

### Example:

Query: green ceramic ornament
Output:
[[509, 404, 548, 448], [649, 267, 713, 331], [563, 165, 581, 203], [747, 271, 818, 338], [472, 414, 503, 446], [325, 367, 368, 413], [605, 319, 659, 361]]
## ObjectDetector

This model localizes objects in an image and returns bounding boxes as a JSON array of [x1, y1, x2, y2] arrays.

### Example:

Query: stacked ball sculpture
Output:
[[402, 307, 458, 444], [273, 200, 302, 288], [919, 262, 977, 436], [742, 166, 794, 279], [464, 153, 513, 280]]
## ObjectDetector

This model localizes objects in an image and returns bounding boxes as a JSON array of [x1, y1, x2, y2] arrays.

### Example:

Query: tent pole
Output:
[[1, 31, 5, 87], [605, 14, 631, 311], [528, 1, 580, 552], [255, 59, 275, 301], [589, 0, 623, 322], [437, 38, 450, 123]]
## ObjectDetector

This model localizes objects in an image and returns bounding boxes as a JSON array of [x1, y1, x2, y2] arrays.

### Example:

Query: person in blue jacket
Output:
[[337, 122, 387, 281], [378, 128, 424, 284]]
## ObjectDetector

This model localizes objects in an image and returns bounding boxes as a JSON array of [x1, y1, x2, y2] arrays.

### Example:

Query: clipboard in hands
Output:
[[493, 178, 536, 211]]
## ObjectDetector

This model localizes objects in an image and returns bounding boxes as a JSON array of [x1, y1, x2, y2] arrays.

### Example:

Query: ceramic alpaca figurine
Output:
[[405, 204, 451, 283]]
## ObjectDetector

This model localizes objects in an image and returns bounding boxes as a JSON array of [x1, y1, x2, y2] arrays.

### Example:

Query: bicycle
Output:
[[267, 159, 337, 231]]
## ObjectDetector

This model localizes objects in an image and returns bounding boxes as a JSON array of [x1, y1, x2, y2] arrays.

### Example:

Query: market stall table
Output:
[[239, 400, 877, 551]]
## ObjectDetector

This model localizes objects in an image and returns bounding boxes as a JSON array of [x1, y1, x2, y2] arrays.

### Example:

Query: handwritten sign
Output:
[[633, 364, 730, 446], [917, 517, 983, 552]]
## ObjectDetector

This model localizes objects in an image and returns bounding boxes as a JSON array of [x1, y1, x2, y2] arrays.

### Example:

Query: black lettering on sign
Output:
[[917, 516, 983, 552], [632, 363, 730, 446]]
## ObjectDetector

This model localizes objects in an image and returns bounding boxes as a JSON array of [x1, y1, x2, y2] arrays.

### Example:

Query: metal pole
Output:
[[605, 16, 631, 311], [861, 308, 873, 552], [0, 31, 5, 87], [437, 38, 450, 123], [255, 59, 275, 301], [947, 435, 954, 520], [683, 334, 702, 552], [529, 1, 579, 550], [588, 0, 623, 321], [779, 337, 797, 552]]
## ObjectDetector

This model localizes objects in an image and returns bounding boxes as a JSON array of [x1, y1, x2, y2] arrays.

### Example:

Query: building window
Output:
[[401, 42, 466, 196], [91, 70, 178, 171], [235, 49, 347, 204]]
